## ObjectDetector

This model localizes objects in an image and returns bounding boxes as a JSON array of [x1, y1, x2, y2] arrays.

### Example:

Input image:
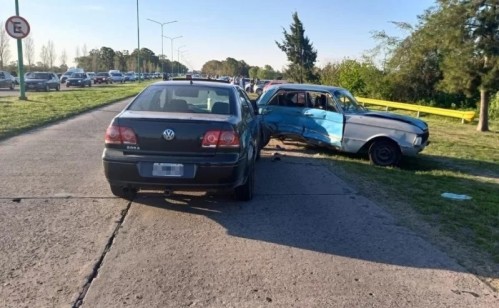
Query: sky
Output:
[[0, 0, 436, 71]]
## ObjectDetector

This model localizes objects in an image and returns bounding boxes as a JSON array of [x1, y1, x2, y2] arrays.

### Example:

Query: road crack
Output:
[[71, 199, 133, 308]]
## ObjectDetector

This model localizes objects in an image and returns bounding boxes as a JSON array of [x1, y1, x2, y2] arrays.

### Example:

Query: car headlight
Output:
[[77, 80, 82, 82], [413, 136, 423, 146]]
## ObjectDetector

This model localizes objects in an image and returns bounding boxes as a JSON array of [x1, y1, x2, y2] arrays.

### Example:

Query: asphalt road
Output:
[[0, 100, 497, 307]]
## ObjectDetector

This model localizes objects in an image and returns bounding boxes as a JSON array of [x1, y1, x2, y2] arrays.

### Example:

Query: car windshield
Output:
[[71, 73, 86, 78], [128, 84, 235, 115], [97, 73, 107, 76], [111, 73, 121, 76], [333, 89, 367, 112], [28, 73, 51, 79]]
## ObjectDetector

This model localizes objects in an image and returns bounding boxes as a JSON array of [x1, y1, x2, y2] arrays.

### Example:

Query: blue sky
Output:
[[0, 0, 436, 71]]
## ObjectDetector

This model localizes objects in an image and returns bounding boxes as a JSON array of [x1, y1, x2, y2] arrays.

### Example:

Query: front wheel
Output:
[[45, 85, 50, 92], [110, 185, 137, 200], [368, 140, 401, 167], [56, 85, 60, 91]]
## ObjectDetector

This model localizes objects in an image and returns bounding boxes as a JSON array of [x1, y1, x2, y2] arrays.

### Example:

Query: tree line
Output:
[[272, 2, 499, 132]]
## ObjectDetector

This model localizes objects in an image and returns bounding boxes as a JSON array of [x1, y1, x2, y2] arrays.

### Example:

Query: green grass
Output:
[[0, 82, 153, 140], [318, 116, 499, 263]]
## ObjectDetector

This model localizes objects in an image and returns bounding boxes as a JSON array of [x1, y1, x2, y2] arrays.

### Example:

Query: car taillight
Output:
[[105, 125, 137, 145], [202, 130, 240, 148]]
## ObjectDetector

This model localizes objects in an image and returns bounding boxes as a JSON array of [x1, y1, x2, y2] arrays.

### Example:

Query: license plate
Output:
[[152, 163, 183, 177]]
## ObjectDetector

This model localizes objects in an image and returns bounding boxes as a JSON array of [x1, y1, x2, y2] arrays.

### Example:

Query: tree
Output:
[[276, 12, 317, 83], [0, 20, 11, 69], [99, 46, 116, 70], [82, 44, 88, 57], [46, 40, 56, 69], [257, 65, 276, 80], [60, 49, 67, 66], [24, 36, 35, 69], [424, 0, 499, 131], [40, 44, 49, 69], [248, 66, 259, 79]]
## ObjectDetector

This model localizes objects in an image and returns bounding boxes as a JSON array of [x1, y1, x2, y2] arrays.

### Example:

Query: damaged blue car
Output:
[[256, 84, 429, 166]]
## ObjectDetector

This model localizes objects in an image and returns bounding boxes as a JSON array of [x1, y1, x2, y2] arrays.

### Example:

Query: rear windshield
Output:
[[128, 84, 235, 115], [28, 73, 52, 79]]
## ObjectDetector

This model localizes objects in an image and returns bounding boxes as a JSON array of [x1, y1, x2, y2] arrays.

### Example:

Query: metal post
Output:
[[164, 35, 182, 77], [177, 45, 186, 76], [136, 0, 140, 82], [147, 19, 177, 75], [15, 0, 27, 100]]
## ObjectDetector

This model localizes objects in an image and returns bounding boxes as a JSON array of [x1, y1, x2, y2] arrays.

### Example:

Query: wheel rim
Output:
[[372, 142, 398, 166]]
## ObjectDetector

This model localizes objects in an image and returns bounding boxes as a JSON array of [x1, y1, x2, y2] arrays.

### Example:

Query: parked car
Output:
[[66, 72, 92, 87], [257, 83, 430, 166], [246, 80, 270, 95], [60, 68, 84, 84], [94, 72, 112, 84], [102, 79, 261, 201], [25, 72, 60, 91], [262, 80, 288, 92], [109, 71, 125, 83], [124, 72, 137, 82], [0, 70, 15, 90]]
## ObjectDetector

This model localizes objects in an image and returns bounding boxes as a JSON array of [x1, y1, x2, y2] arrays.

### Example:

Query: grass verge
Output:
[[319, 116, 498, 266], [0, 82, 153, 140]]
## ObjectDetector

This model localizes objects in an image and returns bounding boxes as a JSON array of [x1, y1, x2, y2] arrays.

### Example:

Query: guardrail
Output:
[[355, 97, 476, 123]]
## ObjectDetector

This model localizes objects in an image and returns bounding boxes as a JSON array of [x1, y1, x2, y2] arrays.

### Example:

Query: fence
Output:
[[355, 97, 476, 123]]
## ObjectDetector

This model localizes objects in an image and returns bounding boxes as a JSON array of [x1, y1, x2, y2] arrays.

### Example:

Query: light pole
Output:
[[177, 45, 186, 75], [136, 0, 140, 81], [163, 35, 182, 77], [147, 18, 177, 74]]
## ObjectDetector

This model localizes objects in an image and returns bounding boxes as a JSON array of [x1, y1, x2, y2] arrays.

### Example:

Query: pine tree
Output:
[[276, 12, 317, 83]]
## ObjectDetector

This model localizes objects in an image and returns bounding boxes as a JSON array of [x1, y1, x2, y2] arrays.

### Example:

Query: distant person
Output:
[[239, 75, 245, 89]]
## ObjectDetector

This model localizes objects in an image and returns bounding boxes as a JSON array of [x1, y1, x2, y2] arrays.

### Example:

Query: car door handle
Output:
[[303, 112, 314, 117]]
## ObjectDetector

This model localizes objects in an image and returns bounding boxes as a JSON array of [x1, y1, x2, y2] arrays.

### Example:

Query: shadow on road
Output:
[[130, 149, 497, 279]]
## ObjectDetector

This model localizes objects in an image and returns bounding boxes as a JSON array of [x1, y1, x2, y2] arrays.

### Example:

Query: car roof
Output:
[[152, 80, 237, 88], [269, 83, 345, 92]]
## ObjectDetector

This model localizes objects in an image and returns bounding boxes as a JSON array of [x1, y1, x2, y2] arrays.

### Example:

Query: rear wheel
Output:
[[234, 149, 255, 201], [56, 85, 60, 91], [368, 139, 401, 167], [110, 185, 137, 200]]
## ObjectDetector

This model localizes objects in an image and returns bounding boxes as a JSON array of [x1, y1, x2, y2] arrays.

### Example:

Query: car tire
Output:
[[110, 185, 137, 200], [89, 82, 92, 87], [45, 85, 50, 92], [9, 83, 14, 90], [66, 84, 70, 88], [56, 85, 60, 91], [256, 89, 262, 95], [234, 152, 255, 201], [368, 139, 401, 167]]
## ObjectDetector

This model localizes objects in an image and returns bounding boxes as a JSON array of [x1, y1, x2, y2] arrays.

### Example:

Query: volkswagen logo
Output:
[[162, 129, 175, 141]]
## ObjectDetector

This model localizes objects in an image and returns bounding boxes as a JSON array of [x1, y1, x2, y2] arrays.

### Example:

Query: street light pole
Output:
[[146, 18, 177, 74], [177, 45, 186, 75], [136, 0, 140, 82], [163, 35, 182, 77]]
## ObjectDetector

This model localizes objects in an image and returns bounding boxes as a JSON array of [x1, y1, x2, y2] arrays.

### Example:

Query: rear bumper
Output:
[[103, 153, 248, 191]]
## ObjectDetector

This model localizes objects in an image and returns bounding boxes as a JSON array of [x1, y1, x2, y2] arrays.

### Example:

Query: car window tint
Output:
[[128, 85, 235, 114]]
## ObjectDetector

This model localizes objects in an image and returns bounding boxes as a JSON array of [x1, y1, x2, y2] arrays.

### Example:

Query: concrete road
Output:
[[0, 100, 497, 307]]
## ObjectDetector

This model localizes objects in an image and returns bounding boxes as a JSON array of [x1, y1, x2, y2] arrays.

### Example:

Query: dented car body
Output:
[[257, 84, 429, 166]]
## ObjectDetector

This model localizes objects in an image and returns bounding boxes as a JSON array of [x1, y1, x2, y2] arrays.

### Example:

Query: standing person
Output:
[[239, 75, 245, 89]]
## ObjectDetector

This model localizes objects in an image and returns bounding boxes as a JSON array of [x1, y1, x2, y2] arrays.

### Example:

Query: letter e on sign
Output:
[[5, 16, 30, 39]]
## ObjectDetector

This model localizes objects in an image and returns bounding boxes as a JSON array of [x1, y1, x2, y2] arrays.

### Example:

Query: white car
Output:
[[109, 72, 125, 83]]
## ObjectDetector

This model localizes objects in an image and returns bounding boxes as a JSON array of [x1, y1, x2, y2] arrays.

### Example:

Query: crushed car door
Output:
[[302, 92, 344, 148], [260, 90, 306, 137]]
